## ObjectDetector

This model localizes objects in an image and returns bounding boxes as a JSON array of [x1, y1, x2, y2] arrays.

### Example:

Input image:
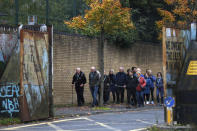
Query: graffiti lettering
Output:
[[0, 84, 20, 117], [1, 98, 19, 117], [0, 85, 19, 97]]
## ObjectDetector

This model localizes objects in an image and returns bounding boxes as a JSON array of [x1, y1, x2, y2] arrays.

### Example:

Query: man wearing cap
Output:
[[89, 67, 100, 107], [72, 68, 87, 106]]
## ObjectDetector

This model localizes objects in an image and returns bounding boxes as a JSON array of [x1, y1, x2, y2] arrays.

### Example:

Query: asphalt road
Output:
[[1, 108, 164, 131]]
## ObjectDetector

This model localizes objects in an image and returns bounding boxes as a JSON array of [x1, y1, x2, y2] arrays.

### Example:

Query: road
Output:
[[1, 108, 164, 131]]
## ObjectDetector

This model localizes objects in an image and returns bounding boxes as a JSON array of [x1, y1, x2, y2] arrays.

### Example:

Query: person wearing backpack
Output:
[[156, 72, 164, 106], [136, 71, 146, 107], [144, 73, 151, 105]]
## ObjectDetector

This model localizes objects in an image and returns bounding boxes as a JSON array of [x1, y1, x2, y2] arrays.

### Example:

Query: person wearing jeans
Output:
[[90, 85, 99, 106], [156, 72, 164, 105], [147, 70, 156, 104], [89, 67, 100, 107], [144, 73, 151, 104], [136, 71, 146, 107]]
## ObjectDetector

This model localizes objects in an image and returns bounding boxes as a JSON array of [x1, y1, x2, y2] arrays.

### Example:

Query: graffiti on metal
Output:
[[21, 30, 49, 120], [165, 28, 191, 85], [0, 33, 18, 79], [0, 26, 20, 118], [0, 83, 20, 117]]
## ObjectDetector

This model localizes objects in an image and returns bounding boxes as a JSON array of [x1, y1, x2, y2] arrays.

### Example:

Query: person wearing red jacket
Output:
[[136, 71, 146, 107]]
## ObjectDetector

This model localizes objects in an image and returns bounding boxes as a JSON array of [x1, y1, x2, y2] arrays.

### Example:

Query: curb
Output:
[[54, 106, 163, 119]]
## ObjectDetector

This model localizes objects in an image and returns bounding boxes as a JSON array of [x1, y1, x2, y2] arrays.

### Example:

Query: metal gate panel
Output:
[[20, 29, 49, 121], [0, 25, 20, 118], [162, 27, 191, 96]]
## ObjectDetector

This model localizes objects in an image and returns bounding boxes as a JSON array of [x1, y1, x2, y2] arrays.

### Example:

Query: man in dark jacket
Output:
[[103, 71, 110, 104], [116, 67, 127, 104], [89, 67, 100, 107], [126, 70, 138, 107], [72, 68, 87, 106], [109, 69, 116, 103]]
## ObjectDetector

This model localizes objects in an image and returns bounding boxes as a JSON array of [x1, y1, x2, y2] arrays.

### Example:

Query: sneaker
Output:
[[151, 101, 154, 104], [146, 101, 150, 104]]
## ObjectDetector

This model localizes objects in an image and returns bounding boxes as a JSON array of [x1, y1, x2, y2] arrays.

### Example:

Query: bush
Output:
[[0, 118, 21, 126]]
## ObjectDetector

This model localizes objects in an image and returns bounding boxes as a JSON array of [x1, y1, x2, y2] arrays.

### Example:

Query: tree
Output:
[[65, 0, 134, 106], [122, 0, 166, 42], [156, 0, 197, 39]]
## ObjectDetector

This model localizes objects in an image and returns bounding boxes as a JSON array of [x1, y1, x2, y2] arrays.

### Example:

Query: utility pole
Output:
[[46, 0, 49, 25], [15, 0, 19, 25]]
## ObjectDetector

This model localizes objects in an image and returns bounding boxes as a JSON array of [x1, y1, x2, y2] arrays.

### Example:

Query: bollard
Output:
[[166, 107, 173, 125], [164, 96, 175, 125]]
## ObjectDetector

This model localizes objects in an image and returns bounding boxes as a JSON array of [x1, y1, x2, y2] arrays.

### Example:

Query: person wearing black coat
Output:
[[126, 70, 138, 107], [103, 71, 110, 104], [72, 68, 87, 106], [109, 69, 116, 103], [116, 67, 127, 104]]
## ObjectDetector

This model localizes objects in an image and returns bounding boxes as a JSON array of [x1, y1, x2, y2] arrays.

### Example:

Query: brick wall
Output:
[[53, 34, 163, 105]]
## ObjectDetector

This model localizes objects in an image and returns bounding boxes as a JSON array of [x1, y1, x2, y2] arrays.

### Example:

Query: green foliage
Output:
[[0, 118, 21, 126], [106, 29, 138, 47], [128, 0, 166, 42]]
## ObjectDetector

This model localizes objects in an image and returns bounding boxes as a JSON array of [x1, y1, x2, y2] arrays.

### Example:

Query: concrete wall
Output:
[[53, 34, 163, 105]]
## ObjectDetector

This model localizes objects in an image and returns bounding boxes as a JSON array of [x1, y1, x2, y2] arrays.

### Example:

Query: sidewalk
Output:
[[54, 104, 163, 118]]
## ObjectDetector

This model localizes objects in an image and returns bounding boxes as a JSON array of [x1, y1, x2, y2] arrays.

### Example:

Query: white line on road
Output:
[[84, 117, 122, 131], [136, 119, 156, 125], [1, 117, 84, 130], [129, 128, 147, 131], [47, 122, 72, 131]]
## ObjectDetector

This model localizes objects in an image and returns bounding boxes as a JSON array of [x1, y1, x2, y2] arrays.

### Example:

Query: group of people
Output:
[[72, 66, 164, 108]]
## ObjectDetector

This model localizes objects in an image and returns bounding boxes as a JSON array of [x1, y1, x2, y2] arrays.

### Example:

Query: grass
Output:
[[0, 118, 21, 126], [147, 125, 194, 131], [147, 126, 158, 131], [54, 103, 92, 108], [92, 107, 111, 111]]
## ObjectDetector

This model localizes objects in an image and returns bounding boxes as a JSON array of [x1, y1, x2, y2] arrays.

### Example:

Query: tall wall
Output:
[[53, 34, 163, 105]]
